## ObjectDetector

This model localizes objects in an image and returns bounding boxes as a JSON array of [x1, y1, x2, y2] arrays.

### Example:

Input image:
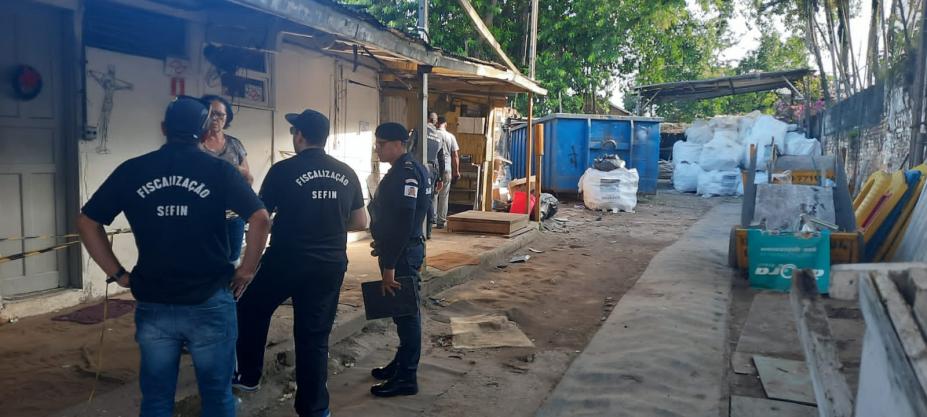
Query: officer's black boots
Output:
[[370, 376, 418, 397], [370, 361, 397, 380]]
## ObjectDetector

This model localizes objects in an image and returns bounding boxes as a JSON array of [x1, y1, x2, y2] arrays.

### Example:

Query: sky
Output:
[[610, 0, 875, 108]]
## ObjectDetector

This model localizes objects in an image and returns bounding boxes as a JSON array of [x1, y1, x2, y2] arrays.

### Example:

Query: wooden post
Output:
[[790, 269, 855, 417], [533, 123, 543, 221], [525, 93, 533, 216]]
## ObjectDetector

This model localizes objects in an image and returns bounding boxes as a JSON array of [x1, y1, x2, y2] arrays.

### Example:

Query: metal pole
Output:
[[527, 0, 538, 219], [418, 0, 429, 43], [526, 93, 533, 215], [529, 0, 538, 79], [417, 0, 429, 167]]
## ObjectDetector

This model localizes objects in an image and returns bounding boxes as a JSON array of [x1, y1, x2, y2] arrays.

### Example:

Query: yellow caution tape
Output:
[[0, 228, 132, 264]]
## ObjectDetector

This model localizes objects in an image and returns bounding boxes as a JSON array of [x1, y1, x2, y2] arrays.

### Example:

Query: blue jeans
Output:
[[389, 240, 424, 380], [227, 217, 246, 263], [135, 288, 238, 417]]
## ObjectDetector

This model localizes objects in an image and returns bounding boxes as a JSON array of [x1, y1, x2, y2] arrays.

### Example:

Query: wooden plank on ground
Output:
[[447, 210, 529, 235], [790, 269, 854, 417], [890, 269, 927, 340], [857, 273, 927, 417], [872, 270, 927, 392]]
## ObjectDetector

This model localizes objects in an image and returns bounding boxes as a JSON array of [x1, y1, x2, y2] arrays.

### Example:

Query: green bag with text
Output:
[[747, 229, 831, 293]]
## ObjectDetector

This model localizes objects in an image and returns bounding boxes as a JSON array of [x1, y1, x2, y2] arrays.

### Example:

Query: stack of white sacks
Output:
[[671, 111, 822, 197]]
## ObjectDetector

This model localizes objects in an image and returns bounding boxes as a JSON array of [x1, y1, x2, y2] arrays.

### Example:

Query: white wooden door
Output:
[[0, 4, 68, 296]]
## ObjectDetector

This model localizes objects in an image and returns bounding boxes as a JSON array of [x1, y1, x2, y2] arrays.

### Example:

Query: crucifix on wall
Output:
[[89, 65, 133, 154]]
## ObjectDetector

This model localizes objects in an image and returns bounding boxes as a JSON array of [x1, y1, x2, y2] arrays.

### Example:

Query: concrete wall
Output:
[[273, 43, 381, 200], [74, 32, 380, 303]]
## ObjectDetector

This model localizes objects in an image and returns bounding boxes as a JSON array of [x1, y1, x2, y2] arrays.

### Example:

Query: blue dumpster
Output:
[[509, 113, 662, 194]]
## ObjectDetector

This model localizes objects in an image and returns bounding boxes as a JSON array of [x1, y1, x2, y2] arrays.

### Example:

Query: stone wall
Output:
[[821, 77, 913, 193]]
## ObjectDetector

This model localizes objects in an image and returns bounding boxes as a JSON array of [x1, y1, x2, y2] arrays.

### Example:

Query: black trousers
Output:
[[236, 255, 346, 417], [386, 240, 424, 380]]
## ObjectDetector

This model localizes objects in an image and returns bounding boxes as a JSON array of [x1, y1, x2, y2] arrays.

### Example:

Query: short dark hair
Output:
[[200, 95, 233, 129], [437, 116, 447, 126]]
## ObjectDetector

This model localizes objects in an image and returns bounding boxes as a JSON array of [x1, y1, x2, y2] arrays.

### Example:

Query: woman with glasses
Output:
[[200, 95, 253, 264]]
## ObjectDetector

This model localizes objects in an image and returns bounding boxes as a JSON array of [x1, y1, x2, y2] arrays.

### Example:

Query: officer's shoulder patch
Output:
[[403, 184, 418, 198], [405, 178, 419, 185], [402, 161, 415, 170]]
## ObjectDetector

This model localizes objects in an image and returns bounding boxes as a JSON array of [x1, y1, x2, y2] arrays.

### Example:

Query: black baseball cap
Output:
[[285, 109, 330, 142], [164, 95, 210, 142], [375, 122, 408, 142]]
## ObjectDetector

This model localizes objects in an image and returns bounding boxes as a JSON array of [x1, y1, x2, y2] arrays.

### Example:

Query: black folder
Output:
[[361, 276, 418, 320]]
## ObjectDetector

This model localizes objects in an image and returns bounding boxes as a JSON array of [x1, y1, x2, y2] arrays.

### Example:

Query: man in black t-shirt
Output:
[[77, 96, 271, 417], [234, 109, 367, 417]]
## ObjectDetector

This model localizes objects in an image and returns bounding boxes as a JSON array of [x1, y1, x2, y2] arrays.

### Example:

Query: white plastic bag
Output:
[[712, 128, 740, 144], [673, 162, 703, 193], [672, 141, 703, 167], [578, 167, 639, 212], [698, 137, 742, 171], [685, 120, 714, 144], [709, 115, 739, 131], [698, 170, 741, 197], [746, 115, 788, 148], [784, 132, 822, 156]]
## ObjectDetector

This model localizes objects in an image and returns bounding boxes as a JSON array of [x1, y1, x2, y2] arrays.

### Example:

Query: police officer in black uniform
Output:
[[367, 122, 432, 397], [77, 96, 270, 417], [234, 109, 367, 417]]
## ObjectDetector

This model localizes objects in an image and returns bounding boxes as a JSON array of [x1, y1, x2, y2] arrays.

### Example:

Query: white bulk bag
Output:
[[698, 137, 742, 171], [685, 120, 714, 144], [578, 167, 639, 212], [673, 162, 703, 193], [672, 141, 703, 167], [746, 115, 788, 149], [784, 132, 822, 156], [697, 170, 741, 197]]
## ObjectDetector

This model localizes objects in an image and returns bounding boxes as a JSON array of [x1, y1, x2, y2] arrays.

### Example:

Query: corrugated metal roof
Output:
[[634, 69, 812, 103]]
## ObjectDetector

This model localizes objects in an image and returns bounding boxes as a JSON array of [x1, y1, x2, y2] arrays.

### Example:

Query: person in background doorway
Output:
[[77, 96, 270, 417], [234, 109, 367, 417], [434, 116, 460, 228], [200, 95, 253, 264], [424, 112, 445, 238], [367, 122, 431, 397]]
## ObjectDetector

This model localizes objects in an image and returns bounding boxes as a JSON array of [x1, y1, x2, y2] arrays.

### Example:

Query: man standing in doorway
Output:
[[77, 96, 270, 417], [424, 112, 445, 238], [434, 116, 460, 229], [234, 109, 367, 417], [368, 122, 431, 397]]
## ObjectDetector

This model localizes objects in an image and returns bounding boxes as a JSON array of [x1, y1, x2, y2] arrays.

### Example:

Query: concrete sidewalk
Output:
[[47, 227, 537, 417], [535, 202, 739, 417]]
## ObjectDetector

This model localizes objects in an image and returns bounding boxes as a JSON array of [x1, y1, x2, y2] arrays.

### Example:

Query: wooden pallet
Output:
[[447, 210, 529, 235]]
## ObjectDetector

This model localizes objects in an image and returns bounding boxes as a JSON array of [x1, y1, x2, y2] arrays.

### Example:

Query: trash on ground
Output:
[[509, 254, 531, 263], [528, 248, 544, 253], [450, 314, 535, 349]]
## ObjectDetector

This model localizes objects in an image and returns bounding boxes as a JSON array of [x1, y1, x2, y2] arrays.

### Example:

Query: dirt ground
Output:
[[0, 189, 719, 417], [0, 293, 140, 417], [257, 190, 720, 417]]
